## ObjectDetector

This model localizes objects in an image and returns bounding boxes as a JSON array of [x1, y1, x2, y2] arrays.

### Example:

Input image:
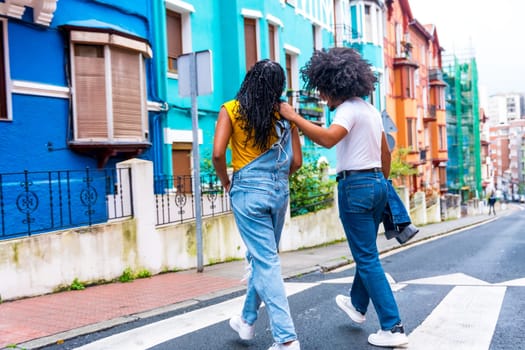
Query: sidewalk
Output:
[[0, 206, 516, 350]]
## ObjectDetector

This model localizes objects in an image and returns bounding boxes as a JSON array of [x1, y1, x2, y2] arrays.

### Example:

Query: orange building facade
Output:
[[383, 0, 448, 195]]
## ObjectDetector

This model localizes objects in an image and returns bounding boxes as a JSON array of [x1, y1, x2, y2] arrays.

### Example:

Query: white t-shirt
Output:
[[332, 97, 384, 173]]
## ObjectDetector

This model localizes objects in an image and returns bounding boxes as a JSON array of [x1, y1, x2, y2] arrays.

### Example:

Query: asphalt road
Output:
[[41, 209, 525, 350]]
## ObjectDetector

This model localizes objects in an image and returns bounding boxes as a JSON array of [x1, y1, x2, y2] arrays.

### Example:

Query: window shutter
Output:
[[111, 47, 142, 140], [0, 24, 7, 120], [244, 18, 257, 71], [74, 45, 108, 139], [166, 10, 182, 72]]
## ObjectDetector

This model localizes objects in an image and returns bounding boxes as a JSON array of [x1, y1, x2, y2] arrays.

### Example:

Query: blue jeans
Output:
[[337, 172, 402, 330], [229, 120, 297, 344]]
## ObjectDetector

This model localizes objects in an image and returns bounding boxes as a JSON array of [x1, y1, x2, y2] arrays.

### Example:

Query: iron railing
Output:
[[154, 173, 231, 225], [0, 167, 133, 239]]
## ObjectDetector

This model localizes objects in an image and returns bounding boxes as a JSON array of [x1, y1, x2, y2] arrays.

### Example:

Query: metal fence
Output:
[[154, 173, 231, 225], [0, 167, 133, 239]]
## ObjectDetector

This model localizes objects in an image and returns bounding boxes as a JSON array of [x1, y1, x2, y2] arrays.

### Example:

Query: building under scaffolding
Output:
[[443, 53, 482, 201]]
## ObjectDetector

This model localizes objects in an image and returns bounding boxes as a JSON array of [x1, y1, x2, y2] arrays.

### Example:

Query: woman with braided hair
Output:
[[279, 48, 409, 348], [212, 59, 302, 350]]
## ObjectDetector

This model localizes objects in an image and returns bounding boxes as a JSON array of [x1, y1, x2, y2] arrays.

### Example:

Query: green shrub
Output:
[[119, 267, 135, 283], [290, 152, 335, 217], [69, 278, 85, 290]]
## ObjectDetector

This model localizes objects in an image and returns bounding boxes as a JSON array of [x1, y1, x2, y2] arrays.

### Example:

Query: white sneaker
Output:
[[229, 315, 255, 340], [368, 324, 408, 347], [335, 295, 366, 323], [267, 340, 301, 350]]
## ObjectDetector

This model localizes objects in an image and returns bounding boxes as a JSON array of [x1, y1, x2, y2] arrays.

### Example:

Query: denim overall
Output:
[[230, 119, 297, 344], [337, 171, 402, 330]]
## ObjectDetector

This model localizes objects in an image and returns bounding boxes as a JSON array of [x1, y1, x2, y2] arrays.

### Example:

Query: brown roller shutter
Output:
[[244, 18, 257, 71], [74, 45, 108, 139], [111, 47, 142, 139]]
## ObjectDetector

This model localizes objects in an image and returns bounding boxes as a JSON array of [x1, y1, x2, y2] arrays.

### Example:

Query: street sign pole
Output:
[[178, 50, 213, 273], [189, 53, 203, 272]]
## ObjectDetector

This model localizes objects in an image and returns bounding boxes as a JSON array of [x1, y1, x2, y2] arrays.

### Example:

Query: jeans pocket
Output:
[[342, 183, 374, 213], [232, 188, 271, 218]]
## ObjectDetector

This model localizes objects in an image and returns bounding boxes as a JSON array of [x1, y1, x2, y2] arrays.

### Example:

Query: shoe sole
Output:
[[368, 335, 408, 347], [368, 339, 408, 347]]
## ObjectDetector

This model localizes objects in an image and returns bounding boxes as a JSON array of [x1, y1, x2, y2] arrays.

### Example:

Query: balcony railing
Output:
[[287, 90, 325, 126]]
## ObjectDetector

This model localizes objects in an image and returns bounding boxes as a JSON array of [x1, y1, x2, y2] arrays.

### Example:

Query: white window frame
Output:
[[165, 0, 194, 79], [395, 23, 402, 57], [241, 9, 262, 67], [266, 14, 283, 62], [69, 30, 151, 142], [284, 44, 300, 92], [313, 24, 323, 51]]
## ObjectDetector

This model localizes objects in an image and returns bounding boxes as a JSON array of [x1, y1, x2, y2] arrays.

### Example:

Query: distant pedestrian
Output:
[[212, 59, 302, 350], [279, 47, 408, 348], [488, 191, 496, 215]]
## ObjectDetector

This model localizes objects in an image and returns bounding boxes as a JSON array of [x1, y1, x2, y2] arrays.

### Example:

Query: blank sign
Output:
[[178, 50, 214, 97]]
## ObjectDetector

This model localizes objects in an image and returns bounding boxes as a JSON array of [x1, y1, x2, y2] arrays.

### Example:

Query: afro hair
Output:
[[300, 47, 377, 100]]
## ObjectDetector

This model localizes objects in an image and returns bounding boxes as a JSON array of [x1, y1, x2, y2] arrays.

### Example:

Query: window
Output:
[[165, 0, 194, 77], [395, 23, 402, 57], [394, 64, 416, 98], [430, 85, 445, 110], [439, 125, 447, 150], [313, 24, 322, 51], [244, 17, 258, 71], [166, 10, 182, 73], [68, 29, 151, 143], [284, 44, 300, 95], [268, 24, 277, 61], [0, 20, 8, 120], [364, 5, 372, 43], [407, 118, 416, 148]]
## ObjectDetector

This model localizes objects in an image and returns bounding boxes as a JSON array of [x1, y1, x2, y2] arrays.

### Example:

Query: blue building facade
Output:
[[0, 0, 159, 238], [1, 0, 392, 237], [0, 0, 159, 173], [1, 0, 388, 179]]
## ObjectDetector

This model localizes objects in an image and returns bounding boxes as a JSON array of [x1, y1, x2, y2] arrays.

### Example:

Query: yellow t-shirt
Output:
[[223, 99, 279, 171]]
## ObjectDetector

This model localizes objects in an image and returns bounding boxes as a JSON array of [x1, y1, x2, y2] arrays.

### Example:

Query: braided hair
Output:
[[235, 59, 286, 151], [300, 47, 377, 101]]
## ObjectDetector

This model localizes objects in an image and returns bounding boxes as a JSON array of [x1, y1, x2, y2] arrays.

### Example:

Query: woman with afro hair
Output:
[[213, 59, 302, 350], [280, 47, 409, 348]]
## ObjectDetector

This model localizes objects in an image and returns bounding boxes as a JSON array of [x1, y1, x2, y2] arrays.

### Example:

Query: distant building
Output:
[[487, 93, 525, 125]]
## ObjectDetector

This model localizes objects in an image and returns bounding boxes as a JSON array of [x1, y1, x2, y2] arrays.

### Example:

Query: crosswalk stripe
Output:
[[402, 272, 491, 286], [73, 282, 317, 350], [397, 285, 506, 350]]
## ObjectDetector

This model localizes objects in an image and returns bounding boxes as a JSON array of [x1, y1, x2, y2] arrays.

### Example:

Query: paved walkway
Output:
[[0, 205, 517, 349]]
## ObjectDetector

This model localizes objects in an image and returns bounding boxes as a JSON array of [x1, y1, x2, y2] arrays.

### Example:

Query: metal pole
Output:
[[190, 52, 204, 272]]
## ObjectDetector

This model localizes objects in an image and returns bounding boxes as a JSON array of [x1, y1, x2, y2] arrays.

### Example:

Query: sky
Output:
[[408, 0, 524, 97]]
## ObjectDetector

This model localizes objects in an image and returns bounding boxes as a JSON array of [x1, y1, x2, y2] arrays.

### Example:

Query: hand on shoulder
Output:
[[279, 102, 296, 121]]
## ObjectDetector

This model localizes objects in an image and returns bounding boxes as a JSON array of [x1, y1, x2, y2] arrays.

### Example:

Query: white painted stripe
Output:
[[402, 272, 491, 286], [398, 286, 506, 350], [322, 274, 408, 292], [74, 282, 317, 350], [320, 276, 354, 284], [495, 277, 525, 287]]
